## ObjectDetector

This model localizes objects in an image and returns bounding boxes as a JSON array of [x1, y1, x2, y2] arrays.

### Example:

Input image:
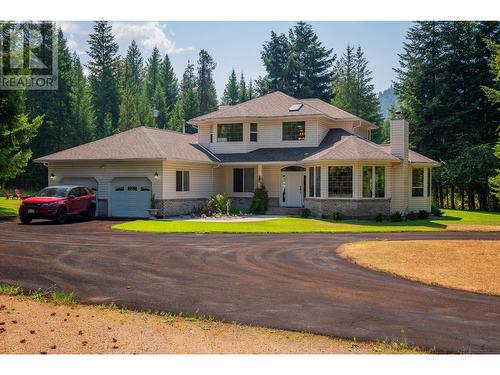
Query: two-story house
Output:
[[36, 91, 438, 218]]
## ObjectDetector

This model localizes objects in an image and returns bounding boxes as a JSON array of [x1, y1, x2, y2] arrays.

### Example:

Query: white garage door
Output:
[[111, 177, 152, 218], [60, 177, 98, 196]]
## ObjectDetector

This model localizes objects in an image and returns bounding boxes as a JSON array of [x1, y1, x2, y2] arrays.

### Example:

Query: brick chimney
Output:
[[390, 111, 409, 161]]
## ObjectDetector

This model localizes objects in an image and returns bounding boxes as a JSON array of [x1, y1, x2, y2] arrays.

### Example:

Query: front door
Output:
[[281, 172, 305, 207]]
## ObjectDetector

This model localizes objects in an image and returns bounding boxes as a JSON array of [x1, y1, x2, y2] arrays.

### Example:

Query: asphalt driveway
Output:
[[0, 218, 499, 353]]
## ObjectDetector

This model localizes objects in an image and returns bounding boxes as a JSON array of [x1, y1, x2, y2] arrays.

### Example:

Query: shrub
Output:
[[375, 213, 384, 222], [391, 211, 403, 222], [406, 211, 417, 220], [300, 208, 311, 218], [418, 210, 429, 219], [250, 184, 269, 214], [202, 194, 234, 217], [331, 212, 343, 221], [431, 204, 443, 216]]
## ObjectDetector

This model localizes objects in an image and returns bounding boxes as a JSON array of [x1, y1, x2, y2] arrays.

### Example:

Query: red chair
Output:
[[14, 188, 30, 200]]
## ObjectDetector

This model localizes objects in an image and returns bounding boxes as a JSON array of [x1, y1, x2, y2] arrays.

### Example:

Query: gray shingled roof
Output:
[[217, 129, 401, 163], [35, 126, 218, 163], [379, 145, 439, 164], [188, 91, 376, 127]]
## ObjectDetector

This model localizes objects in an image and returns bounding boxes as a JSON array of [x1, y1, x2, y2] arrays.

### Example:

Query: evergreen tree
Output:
[[197, 49, 218, 114], [260, 31, 290, 94], [160, 53, 179, 121], [140, 46, 165, 127], [118, 86, 140, 131], [122, 40, 143, 95], [223, 69, 238, 105], [247, 79, 255, 100], [169, 61, 199, 131], [238, 73, 248, 103], [118, 40, 143, 130], [68, 52, 94, 143], [331, 44, 382, 126], [287, 22, 335, 100], [87, 21, 120, 138], [0, 22, 42, 185]]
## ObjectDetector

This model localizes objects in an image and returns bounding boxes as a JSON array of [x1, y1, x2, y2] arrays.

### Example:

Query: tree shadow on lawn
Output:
[[321, 215, 465, 230]]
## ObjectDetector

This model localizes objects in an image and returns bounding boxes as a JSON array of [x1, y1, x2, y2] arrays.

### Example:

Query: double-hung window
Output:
[[308, 167, 321, 197], [233, 168, 254, 193], [362, 166, 385, 198], [328, 166, 353, 198], [176, 171, 190, 192], [250, 123, 258, 142], [217, 123, 243, 142], [412, 168, 424, 197]]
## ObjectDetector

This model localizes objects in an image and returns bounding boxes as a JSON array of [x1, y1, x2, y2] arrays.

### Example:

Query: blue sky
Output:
[[59, 21, 411, 98]]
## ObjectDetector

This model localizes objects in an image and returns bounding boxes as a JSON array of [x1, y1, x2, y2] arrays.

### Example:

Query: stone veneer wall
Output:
[[304, 198, 391, 219], [229, 197, 280, 213], [156, 198, 206, 217]]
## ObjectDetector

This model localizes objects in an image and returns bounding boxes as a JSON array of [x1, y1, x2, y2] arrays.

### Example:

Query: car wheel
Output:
[[55, 207, 68, 224], [20, 215, 32, 224], [85, 205, 96, 220]]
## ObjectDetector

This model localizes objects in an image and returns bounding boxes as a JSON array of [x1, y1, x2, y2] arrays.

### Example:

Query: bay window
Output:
[[362, 166, 386, 198], [328, 166, 353, 198]]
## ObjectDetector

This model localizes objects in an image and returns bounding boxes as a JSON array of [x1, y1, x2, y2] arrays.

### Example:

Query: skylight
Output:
[[289, 103, 303, 112]]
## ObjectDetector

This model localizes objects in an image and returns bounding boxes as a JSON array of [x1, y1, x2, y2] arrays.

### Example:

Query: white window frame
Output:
[[362, 166, 386, 199], [176, 170, 190, 192]]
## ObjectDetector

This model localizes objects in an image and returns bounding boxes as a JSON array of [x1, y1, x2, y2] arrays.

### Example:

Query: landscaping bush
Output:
[[391, 211, 403, 222], [250, 184, 269, 214], [375, 213, 384, 222], [431, 204, 443, 216], [405, 211, 417, 220], [331, 212, 344, 221], [201, 194, 234, 217], [300, 208, 311, 218], [418, 210, 429, 219]]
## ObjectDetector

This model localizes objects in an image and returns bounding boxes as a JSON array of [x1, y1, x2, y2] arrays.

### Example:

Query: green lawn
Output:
[[113, 209, 500, 233], [0, 197, 21, 217]]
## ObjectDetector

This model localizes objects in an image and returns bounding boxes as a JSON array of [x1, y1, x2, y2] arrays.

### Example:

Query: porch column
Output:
[[257, 164, 263, 187]]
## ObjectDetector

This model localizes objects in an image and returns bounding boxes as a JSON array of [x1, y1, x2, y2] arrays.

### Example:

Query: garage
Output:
[[111, 177, 152, 218]]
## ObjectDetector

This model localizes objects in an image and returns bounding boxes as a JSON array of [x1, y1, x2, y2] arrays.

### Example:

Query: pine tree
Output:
[[140, 46, 165, 127], [260, 31, 290, 94], [331, 44, 382, 127], [223, 69, 238, 105], [122, 40, 143, 96], [118, 86, 140, 131], [160, 53, 178, 121], [238, 73, 248, 103], [287, 22, 335, 100], [197, 49, 218, 114], [0, 22, 42, 184], [168, 61, 199, 131], [87, 21, 120, 138], [247, 79, 255, 100], [69, 52, 94, 143]]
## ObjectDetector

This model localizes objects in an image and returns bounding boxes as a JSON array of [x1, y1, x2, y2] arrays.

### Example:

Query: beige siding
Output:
[[48, 161, 163, 201], [408, 166, 432, 212], [163, 161, 214, 199], [262, 165, 281, 198], [390, 118, 409, 160], [197, 124, 211, 147]]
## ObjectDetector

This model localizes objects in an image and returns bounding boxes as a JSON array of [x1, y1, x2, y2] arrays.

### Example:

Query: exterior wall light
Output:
[[154, 172, 160, 179], [49, 173, 56, 180]]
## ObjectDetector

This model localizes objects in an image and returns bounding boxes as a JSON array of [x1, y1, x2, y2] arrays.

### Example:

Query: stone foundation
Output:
[[228, 197, 280, 213], [304, 198, 391, 219], [156, 198, 206, 217]]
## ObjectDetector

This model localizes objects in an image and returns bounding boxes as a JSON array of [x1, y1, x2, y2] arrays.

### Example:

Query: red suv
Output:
[[19, 185, 96, 224]]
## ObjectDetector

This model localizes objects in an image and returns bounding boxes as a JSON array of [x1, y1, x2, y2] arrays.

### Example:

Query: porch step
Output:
[[266, 206, 302, 216]]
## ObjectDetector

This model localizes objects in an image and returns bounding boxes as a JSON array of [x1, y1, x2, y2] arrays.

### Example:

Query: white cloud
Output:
[[111, 21, 193, 54], [56, 21, 86, 56]]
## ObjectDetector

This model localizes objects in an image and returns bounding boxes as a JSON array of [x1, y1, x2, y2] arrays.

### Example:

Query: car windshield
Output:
[[36, 187, 70, 198]]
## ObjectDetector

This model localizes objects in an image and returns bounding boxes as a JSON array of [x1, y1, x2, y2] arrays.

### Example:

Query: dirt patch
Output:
[[0, 296, 421, 354], [338, 240, 500, 296]]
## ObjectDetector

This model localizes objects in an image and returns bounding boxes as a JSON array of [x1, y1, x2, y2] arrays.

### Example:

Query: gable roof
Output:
[[216, 129, 400, 163], [188, 91, 376, 128], [35, 126, 218, 163]]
